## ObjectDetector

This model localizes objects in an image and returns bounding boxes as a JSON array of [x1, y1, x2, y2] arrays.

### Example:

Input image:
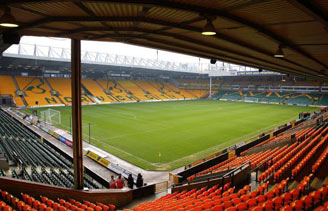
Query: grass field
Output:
[[27, 100, 317, 170]]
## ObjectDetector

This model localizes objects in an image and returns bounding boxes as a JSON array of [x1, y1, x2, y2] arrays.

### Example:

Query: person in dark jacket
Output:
[[127, 174, 134, 189], [136, 173, 143, 188]]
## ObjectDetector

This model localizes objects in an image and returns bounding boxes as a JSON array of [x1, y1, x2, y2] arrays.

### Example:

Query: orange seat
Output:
[[3, 205, 12, 211], [59, 206, 67, 211], [89, 203, 96, 209], [52, 203, 60, 210], [69, 199, 76, 204], [225, 207, 237, 211], [262, 200, 274, 211], [211, 205, 224, 211], [17, 201, 25, 211], [71, 205, 78, 211], [256, 195, 266, 204], [23, 205, 31, 211], [235, 202, 247, 211], [38, 204, 47, 211], [40, 196, 48, 204], [27, 197, 35, 206], [109, 204, 115, 211], [301, 195, 313, 210], [247, 199, 257, 208], [290, 189, 301, 201], [64, 202, 71, 209], [291, 200, 303, 211], [281, 193, 292, 205], [94, 206, 102, 211], [80, 204, 88, 210], [75, 202, 82, 207], [58, 199, 65, 206], [232, 198, 242, 206], [250, 191, 259, 198], [250, 206, 263, 211], [223, 201, 233, 209], [240, 195, 250, 202], [280, 205, 293, 211], [32, 200, 40, 209]]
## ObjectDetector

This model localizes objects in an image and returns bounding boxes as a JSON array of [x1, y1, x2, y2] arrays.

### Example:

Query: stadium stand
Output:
[[133, 80, 169, 100], [116, 80, 152, 101], [15, 77, 58, 107], [0, 76, 25, 107], [0, 190, 116, 211], [82, 79, 113, 104], [2, 75, 328, 108], [130, 174, 328, 211], [46, 78, 73, 105], [216, 90, 328, 106], [0, 109, 101, 189], [285, 94, 314, 106]]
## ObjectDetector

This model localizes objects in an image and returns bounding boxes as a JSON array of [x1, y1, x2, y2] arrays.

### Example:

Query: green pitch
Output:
[[28, 100, 317, 170]]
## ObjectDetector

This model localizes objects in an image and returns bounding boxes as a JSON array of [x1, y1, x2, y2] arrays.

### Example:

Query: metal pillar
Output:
[[209, 77, 212, 98], [71, 39, 84, 189]]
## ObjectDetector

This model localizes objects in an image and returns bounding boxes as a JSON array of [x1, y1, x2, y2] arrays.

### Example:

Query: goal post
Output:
[[244, 97, 259, 103], [40, 109, 61, 125]]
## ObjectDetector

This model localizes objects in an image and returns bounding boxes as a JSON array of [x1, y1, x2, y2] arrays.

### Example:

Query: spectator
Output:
[[136, 173, 143, 188], [116, 174, 125, 189], [109, 175, 116, 189], [127, 174, 134, 189]]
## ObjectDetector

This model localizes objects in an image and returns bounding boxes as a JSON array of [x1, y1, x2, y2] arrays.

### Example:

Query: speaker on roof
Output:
[[210, 58, 216, 64]]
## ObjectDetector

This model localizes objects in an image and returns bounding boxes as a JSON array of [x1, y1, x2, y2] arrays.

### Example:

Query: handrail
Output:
[[3, 43, 267, 75]]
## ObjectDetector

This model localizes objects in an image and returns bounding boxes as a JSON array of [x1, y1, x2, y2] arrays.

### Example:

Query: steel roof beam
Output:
[[62, 26, 315, 74]]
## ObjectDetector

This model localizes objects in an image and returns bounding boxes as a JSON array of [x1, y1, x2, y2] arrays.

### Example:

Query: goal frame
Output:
[[40, 109, 61, 125], [244, 97, 259, 103]]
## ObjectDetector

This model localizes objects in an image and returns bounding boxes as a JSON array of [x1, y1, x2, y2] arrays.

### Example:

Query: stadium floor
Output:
[[28, 100, 318, 171]]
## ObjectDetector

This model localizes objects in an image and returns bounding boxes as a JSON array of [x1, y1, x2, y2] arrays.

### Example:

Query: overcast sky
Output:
[[14, 36, 210, 64]]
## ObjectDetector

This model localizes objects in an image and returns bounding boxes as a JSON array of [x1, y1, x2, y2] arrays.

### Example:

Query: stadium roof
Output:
[[1, 0, 328, 80]]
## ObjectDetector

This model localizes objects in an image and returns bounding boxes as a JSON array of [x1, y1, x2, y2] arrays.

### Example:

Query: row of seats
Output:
[[292, 133, 328, 177], [0, 189, 116, 211], [0, 109, 101, 189], [218, 90, 328, 106], [188, 148, 282, 182], [273, 126, 327, 182], [131, 173, 328, 211], [312, 144, 328, 173], [0, 75, 211, 106], [257, 124, 327, 183]]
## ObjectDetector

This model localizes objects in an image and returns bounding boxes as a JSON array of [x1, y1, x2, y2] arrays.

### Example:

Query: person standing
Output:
[[116, 174, 125, 189], [127, 174, 134, 189], [136, 173, 143, 188], [109, 175, 116, 189]]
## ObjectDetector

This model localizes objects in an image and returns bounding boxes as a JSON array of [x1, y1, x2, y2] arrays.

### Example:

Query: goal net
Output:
[[40, 109, 61, 125], [244, 97, 259, 103]]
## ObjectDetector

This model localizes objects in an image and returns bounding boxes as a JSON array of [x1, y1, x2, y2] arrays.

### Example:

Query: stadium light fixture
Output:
[[202, 19, 216, 36], [281, 76, 286, 82], [318, 69, 326, 77], [0, 7, 19, 28], [274, 45, 284, 58]]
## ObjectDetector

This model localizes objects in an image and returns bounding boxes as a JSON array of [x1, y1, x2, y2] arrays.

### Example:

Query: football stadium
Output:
[[0, 1, 328, 211]]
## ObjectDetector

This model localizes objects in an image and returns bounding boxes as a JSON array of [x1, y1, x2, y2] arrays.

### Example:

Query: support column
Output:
[[71, 39, 84, 189], [209, 77, 212, 98]]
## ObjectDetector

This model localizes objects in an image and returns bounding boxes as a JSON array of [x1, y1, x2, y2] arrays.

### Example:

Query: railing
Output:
[[3, 43, 220, 74], [3, 43, 266, 75]]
